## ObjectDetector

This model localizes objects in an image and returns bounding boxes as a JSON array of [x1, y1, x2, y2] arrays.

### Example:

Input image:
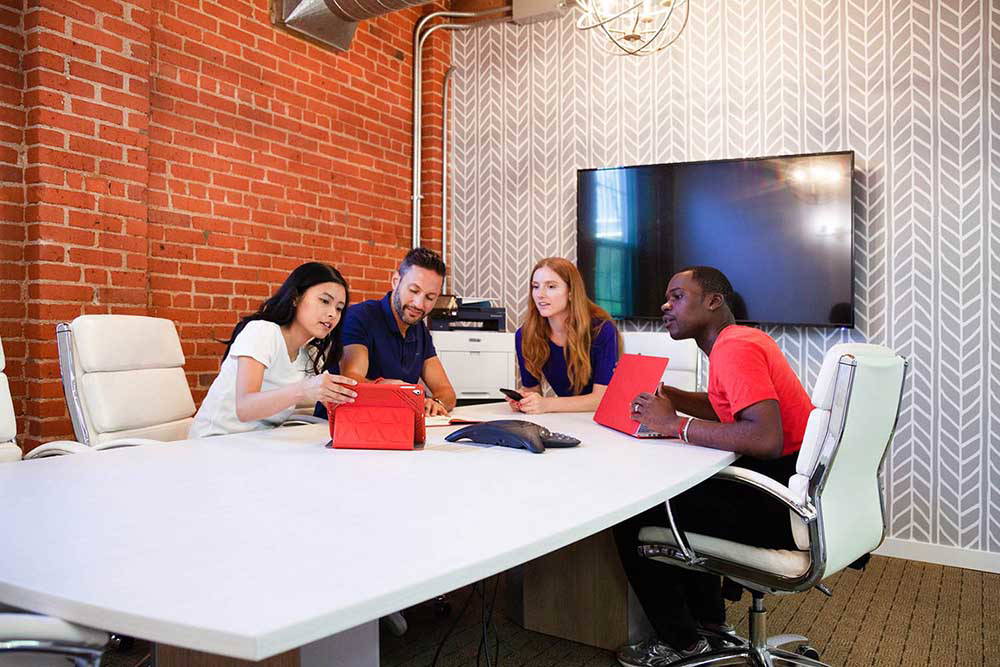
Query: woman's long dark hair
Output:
[[222, 262, 350, 375]]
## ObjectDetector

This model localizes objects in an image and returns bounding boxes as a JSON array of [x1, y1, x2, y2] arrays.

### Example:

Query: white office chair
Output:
[[0, 340, 112, 663], [621, 332, 701, 392], [26, 316, 196, 459], [637, 343, 907, 666], [0, 334, 95, 462]]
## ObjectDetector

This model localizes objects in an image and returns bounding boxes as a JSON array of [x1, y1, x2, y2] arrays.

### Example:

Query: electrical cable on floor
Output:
[[479, 580, 490, 667], [488, 575, 501, 665], [430, 583, 478, 667], [476, 576, 501, 667]]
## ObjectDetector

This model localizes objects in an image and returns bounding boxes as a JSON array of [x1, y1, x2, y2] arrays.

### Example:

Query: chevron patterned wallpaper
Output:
[[450, 1, 1000, 556]]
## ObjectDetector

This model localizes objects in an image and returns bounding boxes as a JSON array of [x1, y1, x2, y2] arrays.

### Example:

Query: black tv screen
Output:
[[576, 151, 854, 327]]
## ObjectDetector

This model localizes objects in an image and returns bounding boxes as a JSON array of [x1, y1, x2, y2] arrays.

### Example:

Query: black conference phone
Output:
[[445, 419, 580, 454]]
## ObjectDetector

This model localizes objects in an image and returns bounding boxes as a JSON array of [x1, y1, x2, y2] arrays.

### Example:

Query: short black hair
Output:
[[399, 247, 446, 278], [679, 266, 734, 306]]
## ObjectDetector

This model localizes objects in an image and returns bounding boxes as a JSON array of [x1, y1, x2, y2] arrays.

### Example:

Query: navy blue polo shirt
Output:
[[342, 291, 437, 382], [315, 292, 437, 419]]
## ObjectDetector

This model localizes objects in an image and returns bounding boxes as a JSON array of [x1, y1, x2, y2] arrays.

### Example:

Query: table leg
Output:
[[300, 620, 378, 667], [154, 620, 378, 667], [155, 645, 297, 667], [510, 528, 652, 650]]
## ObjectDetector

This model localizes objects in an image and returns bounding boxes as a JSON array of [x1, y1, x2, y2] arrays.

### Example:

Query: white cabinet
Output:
[[431, 331, 516, 400]]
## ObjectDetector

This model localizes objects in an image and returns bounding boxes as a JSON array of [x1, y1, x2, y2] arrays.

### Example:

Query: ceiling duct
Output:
[[273, 0, 431, 51]]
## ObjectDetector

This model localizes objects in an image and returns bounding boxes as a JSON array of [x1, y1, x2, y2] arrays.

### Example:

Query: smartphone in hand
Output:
[[499, 388, 524, 402]]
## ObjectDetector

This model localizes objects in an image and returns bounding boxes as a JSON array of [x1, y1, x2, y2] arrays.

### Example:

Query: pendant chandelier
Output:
[[575, 0, 690, 56]]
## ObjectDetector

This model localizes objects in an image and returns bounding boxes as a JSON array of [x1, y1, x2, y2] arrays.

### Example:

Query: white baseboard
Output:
[[873, 537, 1000, 574]]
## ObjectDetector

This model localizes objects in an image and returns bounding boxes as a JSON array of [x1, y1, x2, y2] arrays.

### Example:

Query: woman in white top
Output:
[[191, 262, 358, 438]]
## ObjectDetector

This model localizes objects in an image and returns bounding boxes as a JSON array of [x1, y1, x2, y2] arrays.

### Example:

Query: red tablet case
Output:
[[325, 383, 425, 450]]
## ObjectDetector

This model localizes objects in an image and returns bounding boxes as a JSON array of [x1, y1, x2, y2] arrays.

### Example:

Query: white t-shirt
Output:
[[190, 320, 314, 438]]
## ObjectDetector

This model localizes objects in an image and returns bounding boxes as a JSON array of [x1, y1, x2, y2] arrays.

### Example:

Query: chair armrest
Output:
[[712, 465, 815, 520], [280, 415, 327, 426], [661, 499, 704, 567], [641, 465, 821, 594], [650, 466, 814, 564], [95, 438, 169, 451], [23, 440, 94, 458], [0, 613, 110, 647], [26, 437, 167, 458]]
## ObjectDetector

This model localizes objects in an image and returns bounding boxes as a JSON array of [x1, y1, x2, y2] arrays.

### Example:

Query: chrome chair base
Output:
[[671, 594, 828, 667], [669, 644, 828, 667], [670, 643, 830, 667]]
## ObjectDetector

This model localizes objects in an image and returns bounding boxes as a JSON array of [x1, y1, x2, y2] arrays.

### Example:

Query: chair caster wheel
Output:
[[382, 612, 408, 636], [796, 644, 820, 660], [109, 634, 135, 651]]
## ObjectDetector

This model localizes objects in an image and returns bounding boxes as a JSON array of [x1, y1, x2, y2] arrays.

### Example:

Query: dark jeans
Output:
[[612, 454, 799, 650]]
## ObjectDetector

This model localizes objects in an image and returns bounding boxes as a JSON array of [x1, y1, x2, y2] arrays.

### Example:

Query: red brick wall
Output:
[[14, 0, 450, 451], [0, 0, 22, 430]]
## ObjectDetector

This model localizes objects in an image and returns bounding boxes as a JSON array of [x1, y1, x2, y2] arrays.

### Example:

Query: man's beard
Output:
[[392, 289, 423, 324]]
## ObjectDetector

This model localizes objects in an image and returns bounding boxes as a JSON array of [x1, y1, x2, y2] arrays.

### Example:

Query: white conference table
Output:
[[0, 403, 735, 662]]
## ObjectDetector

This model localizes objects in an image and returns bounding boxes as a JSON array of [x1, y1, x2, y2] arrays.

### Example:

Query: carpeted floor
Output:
[[101, 555, 998, 666], [381, 555, 1000, 667]]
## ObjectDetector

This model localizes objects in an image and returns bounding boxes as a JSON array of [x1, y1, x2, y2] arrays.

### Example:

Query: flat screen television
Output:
[[576, 151, 855, 327]]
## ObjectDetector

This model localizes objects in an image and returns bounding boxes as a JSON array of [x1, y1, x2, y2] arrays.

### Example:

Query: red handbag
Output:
[[325, 383, 425, 450]]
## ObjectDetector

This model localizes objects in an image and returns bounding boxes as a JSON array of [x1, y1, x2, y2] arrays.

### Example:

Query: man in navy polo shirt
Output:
[[317, 247, 456, 418]]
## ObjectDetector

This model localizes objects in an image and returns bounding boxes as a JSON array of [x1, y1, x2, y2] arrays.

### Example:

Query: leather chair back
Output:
[[621, 332, 701, 391], [58, 315, 196, 447], [788, 343, 906, 575]]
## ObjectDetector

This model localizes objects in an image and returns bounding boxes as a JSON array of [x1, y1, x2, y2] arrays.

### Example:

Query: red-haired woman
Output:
[[512, 257, 622, 414]]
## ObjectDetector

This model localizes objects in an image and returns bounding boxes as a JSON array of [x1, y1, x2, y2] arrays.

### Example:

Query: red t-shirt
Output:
[[707, 325, 812, 457]]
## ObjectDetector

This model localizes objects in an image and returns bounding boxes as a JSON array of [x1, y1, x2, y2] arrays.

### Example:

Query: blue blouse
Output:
[[514, 320, 619, 397]]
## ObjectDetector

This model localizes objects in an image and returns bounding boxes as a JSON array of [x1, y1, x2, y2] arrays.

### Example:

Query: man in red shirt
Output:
[[613, 266, 813, 667]]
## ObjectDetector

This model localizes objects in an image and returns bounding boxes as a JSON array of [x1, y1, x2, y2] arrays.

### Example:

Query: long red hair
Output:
[[521, 258, 621, 394]]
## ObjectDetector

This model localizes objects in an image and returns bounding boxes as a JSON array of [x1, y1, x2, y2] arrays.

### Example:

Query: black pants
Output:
[[612, 454, 799, 650]]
